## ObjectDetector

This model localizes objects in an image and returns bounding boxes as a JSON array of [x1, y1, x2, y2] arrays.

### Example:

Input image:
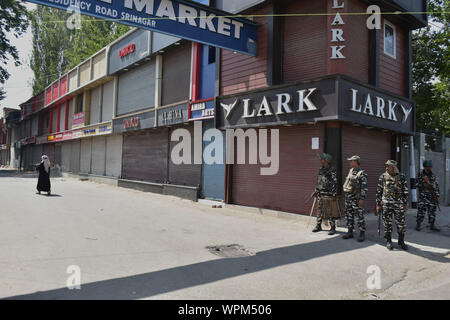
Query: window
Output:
[[76, 93, 84, 114], [208, 46, 216, 64], [384, 20, 396, 59]]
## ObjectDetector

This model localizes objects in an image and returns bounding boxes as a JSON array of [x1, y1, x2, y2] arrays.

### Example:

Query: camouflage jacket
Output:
[[417, 170, 440, 201], [343, 167, 368, 200], [315, 166, 337, 197], [376, 171, 409, 206]]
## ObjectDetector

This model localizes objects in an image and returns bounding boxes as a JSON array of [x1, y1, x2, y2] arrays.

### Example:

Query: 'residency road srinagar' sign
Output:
[[25, 0, 258, 56]]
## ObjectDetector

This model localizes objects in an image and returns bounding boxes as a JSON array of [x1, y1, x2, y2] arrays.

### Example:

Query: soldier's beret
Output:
[[347, 155, 360, 162], [423, 160, 432, 167], [318, 153, 333, 163]]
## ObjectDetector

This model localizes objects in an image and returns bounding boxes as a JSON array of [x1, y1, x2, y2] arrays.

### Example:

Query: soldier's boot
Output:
[[430, 222, 440, 232], [357, 231, 365, 242], [328, 226, 336, 235], [415, 222, 421, 231], [342, 229, 353, 239], [386, 234, 393, 251], [398, 233, 408, 250], [312, 224, 322, 233]]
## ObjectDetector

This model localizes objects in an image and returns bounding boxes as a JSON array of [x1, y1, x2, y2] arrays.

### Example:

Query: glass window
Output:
[[384, 21, 396, 59]]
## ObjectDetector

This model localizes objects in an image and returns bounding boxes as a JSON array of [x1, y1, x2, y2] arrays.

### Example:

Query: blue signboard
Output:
[[189, 98, 215, 120], [25, 0, 258, 56]]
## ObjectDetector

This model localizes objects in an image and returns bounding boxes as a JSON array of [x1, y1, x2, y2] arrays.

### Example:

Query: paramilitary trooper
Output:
[[416, 160, 440, 232], [342, 156, 368, 242], [312, 153, 338, 235], [376, 160, 409, 251]]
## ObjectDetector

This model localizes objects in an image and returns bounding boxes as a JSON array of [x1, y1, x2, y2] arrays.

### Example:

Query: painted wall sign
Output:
[[25, 0, 258, 56], [123, 117, 140, 129], [189, 98, 215, 120], [112, 110, 155, 133], [216, 75, 415, 134]]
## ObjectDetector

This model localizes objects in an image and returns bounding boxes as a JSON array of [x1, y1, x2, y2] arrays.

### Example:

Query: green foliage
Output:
[[0, 0, 29, 101], [30, 6, 130, 96], [412, 0, 450, 135]]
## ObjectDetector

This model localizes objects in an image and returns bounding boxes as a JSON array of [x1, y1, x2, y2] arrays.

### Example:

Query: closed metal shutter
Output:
[[70, 140, 80, 173], [231, 124, 325, 215], [54, 143, 62, 169], [122, 128, 168, 183], [59, 105, 66, 131], [117, 61, 155, 116], [43, 143, 55, 164], [68, 99, 74, 129], [90, 86, 101, 125], [162, 44, 191, 106], [106, 134, 122, 177], [61, 142, 71, 172], [32, 144, 43, 165], [168, 124, 202, 187], [342, 125, 392, 212], [91, 136, 106, 175], [52, 108, 58, 133], [201, 120, 225, 200], [32, 115, 39, 136], [80, 138, 92, 174], [102, 80, 114, 122]]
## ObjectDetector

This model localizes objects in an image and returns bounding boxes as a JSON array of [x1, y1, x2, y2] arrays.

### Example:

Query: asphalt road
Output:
[[0, 169, 449, 300]]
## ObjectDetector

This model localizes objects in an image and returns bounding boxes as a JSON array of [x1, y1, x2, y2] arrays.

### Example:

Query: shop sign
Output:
[[25, 136, 36, 145], [189, 98, 215, 120], [119, 43, 136, 58], [25, 0, 258, 56], [123, 117, 140, 129], [158, 103, 188, 126], [330, 0, 346, 59], [73, 112, 85, 128]]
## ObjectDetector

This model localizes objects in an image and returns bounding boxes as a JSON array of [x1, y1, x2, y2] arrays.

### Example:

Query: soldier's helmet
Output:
[[423, 160, 432, 167], [318, 153, 333, 163], [346, 155, 360, 164]]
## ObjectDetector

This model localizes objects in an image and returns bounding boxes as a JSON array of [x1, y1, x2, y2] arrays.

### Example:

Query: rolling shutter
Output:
[[80, 138, 92, 174], [106, 134, 123, 177], [91, 136, 106, 175], [230, 124, 325, 215], [70, 140, 80, 173], [61, 141, 71, 172]]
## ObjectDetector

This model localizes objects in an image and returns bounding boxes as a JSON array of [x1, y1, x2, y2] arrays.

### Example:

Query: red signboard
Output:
[[119, 43, 136, 59], [52, 82, 59, 101], [60, 76, 67, 96], [72, 112, 85, 127], [122, 117, 140, 129], [46, 88, 52, 105]]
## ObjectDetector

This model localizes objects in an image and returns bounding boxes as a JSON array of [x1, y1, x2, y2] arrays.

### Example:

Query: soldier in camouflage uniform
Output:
[[312, 153, 338, 235], [376, 160, 409, 251], [342, 156, 368, 242], [416, 160, 440, 232]]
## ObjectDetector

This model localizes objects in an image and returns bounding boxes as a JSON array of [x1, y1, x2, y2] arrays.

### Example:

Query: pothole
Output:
[[206, 244, 255, 258]]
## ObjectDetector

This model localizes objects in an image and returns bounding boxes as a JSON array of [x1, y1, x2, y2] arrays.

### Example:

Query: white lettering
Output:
[[199, 10, 216, 32], [332, 0, 345, 9], [242, 99, 256, 118], [297, 88, 318, 111], [155, 0, 177, 21], [331, 28, 345, 42], [124, 0, 154, 15], [257, 97, 274, 117], [376, 96, 386, 118], [217, 17, 232, 36], [178, 4, 197, 27], [331, 45, 346, 59], [276, 93, 293, 114]]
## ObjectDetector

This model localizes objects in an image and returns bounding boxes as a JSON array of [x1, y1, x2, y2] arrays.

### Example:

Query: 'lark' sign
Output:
[[25, 0, 258, 56]]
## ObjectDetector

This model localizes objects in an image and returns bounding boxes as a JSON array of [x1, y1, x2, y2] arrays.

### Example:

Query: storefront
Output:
[[216, 74, 415, 214]]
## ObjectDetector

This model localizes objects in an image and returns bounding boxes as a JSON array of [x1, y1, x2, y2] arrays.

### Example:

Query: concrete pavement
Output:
[[0, 169, 449, 300]]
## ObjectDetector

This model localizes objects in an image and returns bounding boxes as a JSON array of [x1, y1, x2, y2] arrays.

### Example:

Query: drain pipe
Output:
[[409, 135, 418, 208]]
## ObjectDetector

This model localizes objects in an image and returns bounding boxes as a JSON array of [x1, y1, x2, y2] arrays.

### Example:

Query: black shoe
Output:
[[357, 231, 365, 242], [415, 223, 421, 231], [398, 233, 408, 251], [386, 233, 393, 250], [430, 223, 440, 232], [312, 224, 322, 233], [328, 227, 336, 235], [342, 229, 353, 239]]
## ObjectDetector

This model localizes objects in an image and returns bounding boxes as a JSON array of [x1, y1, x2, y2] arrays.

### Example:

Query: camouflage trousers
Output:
[[316, 197, 337, 228], [344, 197, 366, 232], [382, 204, 406, 237], [417, 200, 437, 224]]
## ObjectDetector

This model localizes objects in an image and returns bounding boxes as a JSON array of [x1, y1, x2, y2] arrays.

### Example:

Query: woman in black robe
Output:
[[36, 155, 51, 195]]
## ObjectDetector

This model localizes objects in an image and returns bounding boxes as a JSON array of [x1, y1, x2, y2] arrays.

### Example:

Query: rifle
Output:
[[424, 177, 441, 212], [304, 191, 317, 204], [375, 205, 381, 237], [431, 191, 441, 212]]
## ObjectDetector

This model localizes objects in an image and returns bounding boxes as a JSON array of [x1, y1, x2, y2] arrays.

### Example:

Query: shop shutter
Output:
[[70, 140, 80, 173], [61, 141, 71, 172], [31, 115, 39, 136], [54, 143, 62, 169], [59, 105, 66, 132], [90, 86, 101, 125], [342, 125, 392, 212], [32, 145, 43, 165], [162, 45, 191, 106], [106, 134, 122, 177], [52, 108, 58, 133], [43, 143, 55, 164], [80, 138, 92, 174], [122, 128, 168, 183], [231, 124, 325, 215], [117, 61, 155, 116], [168, 124, 202, 187], [68, 99, 74, 129], [102, 80, 114, 122], [91, 136, 106, 175]]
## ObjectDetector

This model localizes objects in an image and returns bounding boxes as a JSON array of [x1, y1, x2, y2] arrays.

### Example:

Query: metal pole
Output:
[[409, 135, 417, 208]]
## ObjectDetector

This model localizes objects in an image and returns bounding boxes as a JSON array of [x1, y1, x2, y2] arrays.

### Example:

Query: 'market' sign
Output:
[[25, 0, 258, 56]]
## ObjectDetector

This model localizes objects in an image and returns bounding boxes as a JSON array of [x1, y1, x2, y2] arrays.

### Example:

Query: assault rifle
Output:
[[375, 205, 381, 237]]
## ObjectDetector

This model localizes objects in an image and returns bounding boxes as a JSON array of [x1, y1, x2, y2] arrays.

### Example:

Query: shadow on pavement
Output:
[[4, 233, 448, 300]]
